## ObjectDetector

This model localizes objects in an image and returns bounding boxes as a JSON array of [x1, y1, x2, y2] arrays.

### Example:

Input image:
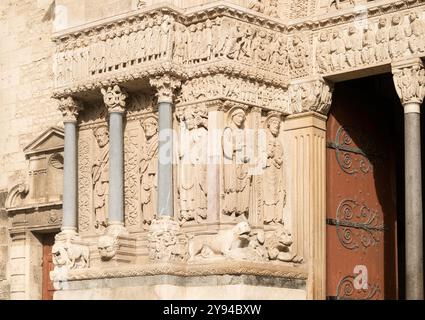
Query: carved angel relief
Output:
[[176, 106, 208, 225]]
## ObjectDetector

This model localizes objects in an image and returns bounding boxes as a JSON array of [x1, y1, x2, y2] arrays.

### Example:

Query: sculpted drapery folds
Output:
[[92, 125, 109, 229], [177, 106, 208, 224], [223, 107, 251, 218], [140, 116, 159, 228], [263, 112, 286, 225]]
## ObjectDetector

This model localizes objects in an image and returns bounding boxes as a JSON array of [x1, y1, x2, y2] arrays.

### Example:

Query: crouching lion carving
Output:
[[52, 240, 90, 269], [188, 221, 266, 261]]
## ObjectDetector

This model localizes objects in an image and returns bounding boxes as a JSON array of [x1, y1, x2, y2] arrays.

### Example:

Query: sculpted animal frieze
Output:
[[52, 239, 90, 270]]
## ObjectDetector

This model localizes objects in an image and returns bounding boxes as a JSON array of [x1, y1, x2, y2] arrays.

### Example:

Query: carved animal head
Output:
[[233, 221, 252, 240], [51, 243, 69, 267], [97, 235, 117, 261]]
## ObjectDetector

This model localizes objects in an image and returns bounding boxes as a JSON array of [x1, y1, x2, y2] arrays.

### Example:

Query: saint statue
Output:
[[140, 116, 158, 228], [223, 107, 251, 218], [92, 125, 109, 229], [262, 113, 286, 224], [177, 107, 208, 224]]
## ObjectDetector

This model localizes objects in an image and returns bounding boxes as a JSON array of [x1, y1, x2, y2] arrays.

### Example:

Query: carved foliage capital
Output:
[[289, 78, 333, 115], [101, 85, 128, 113], [392, 59, 425, 106], [150, 75, 181, 104], [58, 96, 83, 122]]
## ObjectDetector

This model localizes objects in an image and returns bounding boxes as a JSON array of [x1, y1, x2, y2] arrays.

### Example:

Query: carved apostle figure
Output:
[[389, 14, 407, 59], [140, 116, 159, 228], [330, 31, 345, 70], [405, 12, 425, 54], [362, 25, 376, 64], [262, 113, 286, 224], [317, 32, 331, 73], [177, 107, 208, 224], [92, 125, 109, 229], [376, 17, 390, 61], [223, 107, 251, 218]]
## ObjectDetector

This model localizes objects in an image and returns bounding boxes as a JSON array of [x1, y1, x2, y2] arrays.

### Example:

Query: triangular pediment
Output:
[[23, 126, 64, 156]]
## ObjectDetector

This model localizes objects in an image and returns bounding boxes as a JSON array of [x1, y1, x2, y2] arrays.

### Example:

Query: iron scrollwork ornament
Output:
[[327, 199, 385, 250]]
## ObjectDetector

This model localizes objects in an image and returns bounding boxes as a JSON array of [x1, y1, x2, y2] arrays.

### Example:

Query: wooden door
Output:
[[326, 79, 398, 299], [42, 233, 56, 300]]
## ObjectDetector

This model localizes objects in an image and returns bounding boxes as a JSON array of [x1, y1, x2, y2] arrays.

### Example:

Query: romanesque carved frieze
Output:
[[176, 105, 208, 225], [392, 58, 425, 105], [315, 10, 425, 77], [289, 78, 333, 115], [178, 74, 289, 114], [57, 96, 83, 122]]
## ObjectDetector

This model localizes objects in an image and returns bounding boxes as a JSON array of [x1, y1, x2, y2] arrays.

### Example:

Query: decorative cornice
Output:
[[150, 74, 181, 104], [392, 58, 425, 106], [101, 85, 128, 113], [57, 96, 83, 122]]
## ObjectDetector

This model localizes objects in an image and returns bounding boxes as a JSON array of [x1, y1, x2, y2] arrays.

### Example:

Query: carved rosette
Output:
[[101, 85, 128, 113], [289, 78, 333, 115], [150, 75, 181, 104], [58, 96, 83, 123], [392, 59, 425, 106]]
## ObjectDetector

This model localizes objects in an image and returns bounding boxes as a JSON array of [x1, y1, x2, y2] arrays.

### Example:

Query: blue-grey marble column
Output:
[[101, 85, 128, 233], [392, 59, 425, 300], [150, 75, 181, 218], [58, 97, 83, 233]]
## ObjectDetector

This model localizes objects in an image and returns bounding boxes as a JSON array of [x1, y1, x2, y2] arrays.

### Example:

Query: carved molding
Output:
[[57, 96, 83, 122], [392, 58, 425, 105], [62, 260, 308, 281], [5, 183, 29, 210]]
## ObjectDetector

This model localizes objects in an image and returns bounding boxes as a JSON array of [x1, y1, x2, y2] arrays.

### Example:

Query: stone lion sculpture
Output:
[[265, 225, 303, 263], [188, 221, 253, 260], [52, 240, 90, 269]]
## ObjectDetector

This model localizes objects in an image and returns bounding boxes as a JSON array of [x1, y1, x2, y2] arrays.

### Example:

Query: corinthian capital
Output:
[[392, 58, 425, 107], [289, 78, 333, 115], [150, 75, 181, 104], [58, 96, 83, 123], [101, 85, 128, 113]]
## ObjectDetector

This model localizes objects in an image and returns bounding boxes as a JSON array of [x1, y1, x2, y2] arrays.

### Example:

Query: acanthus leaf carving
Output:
[[150, 74, 181, 103], [392, 58, 425, 106], [58, 96, 83, 122]]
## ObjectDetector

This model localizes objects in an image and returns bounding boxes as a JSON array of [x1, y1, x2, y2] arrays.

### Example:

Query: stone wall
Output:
[[0, 0, 62, 191], [0, 190, 10, 300]]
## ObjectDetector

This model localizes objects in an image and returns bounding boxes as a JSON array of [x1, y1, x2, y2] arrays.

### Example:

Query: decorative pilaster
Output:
[[286, 78, 333, 300], [101, 85, 128, 237], [392, 58, 425, 300], [149, 75, 181, 217]]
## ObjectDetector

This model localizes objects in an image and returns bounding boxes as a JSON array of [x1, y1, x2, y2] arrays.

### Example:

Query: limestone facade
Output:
[[1, 0, 425, 300]]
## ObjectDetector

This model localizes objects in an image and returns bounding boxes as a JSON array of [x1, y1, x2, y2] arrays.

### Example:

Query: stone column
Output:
[[101, 85, 128, 236], [149, 75, 181, 217], [286, 78, 333, 300], [57, 96, 83, 235], [392, 58, 425, 300]]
